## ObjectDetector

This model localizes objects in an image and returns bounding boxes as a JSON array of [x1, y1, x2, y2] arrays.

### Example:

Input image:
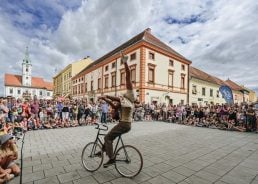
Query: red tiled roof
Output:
[[224, 79, 244, 91], [190, 66, 225, 86], [4, 73, 53, 90], [75, 28, 191, 78]]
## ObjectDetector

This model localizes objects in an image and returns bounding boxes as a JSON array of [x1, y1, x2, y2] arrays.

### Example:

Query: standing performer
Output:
[[98, 52, 140, 168]]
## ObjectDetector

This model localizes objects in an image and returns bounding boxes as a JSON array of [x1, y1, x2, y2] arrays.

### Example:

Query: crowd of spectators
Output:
[[0, 96, 257, 135], [135, 102, 257, 132], [0, 95, 257, 182]]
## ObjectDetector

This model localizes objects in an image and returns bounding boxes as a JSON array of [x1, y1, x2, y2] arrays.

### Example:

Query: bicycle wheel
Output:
[[115, 145, 143, 178], [81, 142, 103, 172]]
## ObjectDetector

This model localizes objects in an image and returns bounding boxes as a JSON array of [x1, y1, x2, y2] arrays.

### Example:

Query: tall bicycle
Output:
[[81, 123, 143, 178]]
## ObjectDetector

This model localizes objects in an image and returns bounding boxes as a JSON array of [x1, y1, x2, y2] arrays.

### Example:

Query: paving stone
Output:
[[22, 171, 45, 183], [92, 170, 116, 183], [33, 163, 53, 172], [44, 166, 66, 177], [173, 166, 196, 177], [57, 171, 80, 183], [131, 172, 152, 183], [110, 177, 138, 184], [73, 176, 98, 184], [76, 169, 93, 177], [184, 175, 212, 184], [34, 176, 60, 184], [148, 175, 176, 184], [214, 181, 231, 184], [41, 157, 59, 164], [63, 163, 83, 172], [162, 170, 186, 183], [194, 170, 220, 183], [52, 160, 70, 167], [23, 160, 42, 168]]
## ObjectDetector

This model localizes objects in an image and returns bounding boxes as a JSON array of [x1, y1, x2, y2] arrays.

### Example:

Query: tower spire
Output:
[[23, 46, 31, 64], [22, 46, 32, 86]]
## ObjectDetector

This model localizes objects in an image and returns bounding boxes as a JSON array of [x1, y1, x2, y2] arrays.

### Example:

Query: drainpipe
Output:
[[187, 65, 190, 104], [115, 58, 118, 96]]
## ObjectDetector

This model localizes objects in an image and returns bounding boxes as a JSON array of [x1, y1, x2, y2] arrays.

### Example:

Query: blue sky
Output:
[[0, 0, 258, 96]]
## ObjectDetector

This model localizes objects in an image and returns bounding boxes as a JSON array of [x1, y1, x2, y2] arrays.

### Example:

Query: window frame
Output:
[[168, 70, 174, 87], [149, 52, 155, 60], [130, 53, 136, 61], [202, 87, 206, 96], [111, 72, 116, 87], [104, 75, 109, 88], [169, 60, 174, 67], [148, 63, 156, 83]]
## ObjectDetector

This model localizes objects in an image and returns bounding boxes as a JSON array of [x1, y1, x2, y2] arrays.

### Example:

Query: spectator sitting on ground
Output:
[[0, 153, 14, 183], [0, 134, 20, 176]]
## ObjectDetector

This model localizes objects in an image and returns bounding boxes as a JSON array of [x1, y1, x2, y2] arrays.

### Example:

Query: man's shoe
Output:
[[103, 159, 115, 168], [94, 151, 102, 157]]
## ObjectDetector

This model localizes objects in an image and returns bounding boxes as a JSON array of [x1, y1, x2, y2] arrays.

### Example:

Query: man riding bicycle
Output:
[[98, 52, 140, 168]]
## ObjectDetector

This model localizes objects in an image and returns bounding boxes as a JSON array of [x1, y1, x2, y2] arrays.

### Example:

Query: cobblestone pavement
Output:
[[9, 121, 258, 184]]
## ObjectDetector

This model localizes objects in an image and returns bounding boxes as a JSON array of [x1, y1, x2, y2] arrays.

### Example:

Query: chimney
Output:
[[145, 28, 151, 33]]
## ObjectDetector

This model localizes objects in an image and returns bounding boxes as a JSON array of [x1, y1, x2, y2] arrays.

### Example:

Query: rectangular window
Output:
[[78, 85, 81, 94], [192, 85, 197, 94], [91, 81, 94, 91], [98, 78, 101, 89], [112, 62, 116, 68], [149, 52, 155, 60], [181, 76, 185, 89], [17, 89, 21, 94], [47, 92, 50, 96], [120, 71, 125, 85], [130, 53, 136, 61], [40, 91, 43, 96], [202, 88, 206, 96], [111, 73, 116, 87], [181, 100, 184, 105], [9, 88, 13, 94], [181, 64, 185, 71], [168, 71, 173, 87], [81, 83, 84, 93], [216, 90, 219, 98], [105, 65, 109, 71], [85, 83, 87, 92], [148, 68, 154, 83], [131, 68, 136, 83], [105, 75, 109, 88], [210, 89, 213, 97], [169, 60, 174, 67]]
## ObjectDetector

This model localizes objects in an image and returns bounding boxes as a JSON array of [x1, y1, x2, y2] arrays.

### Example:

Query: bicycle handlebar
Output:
[[95, 123, 109, 131]]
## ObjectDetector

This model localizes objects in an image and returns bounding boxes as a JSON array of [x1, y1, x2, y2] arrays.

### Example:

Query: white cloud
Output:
[[0, 0, 257, 96]]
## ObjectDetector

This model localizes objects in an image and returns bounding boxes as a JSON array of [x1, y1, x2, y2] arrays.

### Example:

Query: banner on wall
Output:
[[219, 85, 234, 104]]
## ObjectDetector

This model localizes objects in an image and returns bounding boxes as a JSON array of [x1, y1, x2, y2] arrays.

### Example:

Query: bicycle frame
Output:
[[91, 126, 129, 161]]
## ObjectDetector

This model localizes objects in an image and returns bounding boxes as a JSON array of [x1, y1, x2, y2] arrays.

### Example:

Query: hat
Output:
[[0, 134, 13, 145]]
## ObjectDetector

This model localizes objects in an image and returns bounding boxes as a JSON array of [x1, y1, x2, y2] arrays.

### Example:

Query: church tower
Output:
[[22, 46, 32, 86]]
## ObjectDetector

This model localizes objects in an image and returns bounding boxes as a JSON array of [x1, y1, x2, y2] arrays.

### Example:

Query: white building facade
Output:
[[4, 47, 53, 99], [72, 28, 191, 105]]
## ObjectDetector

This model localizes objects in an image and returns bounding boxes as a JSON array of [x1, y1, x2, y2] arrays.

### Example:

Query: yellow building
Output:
[[240, 86, 257, 103], [53, 57, 92, 97], [249, 90, 257, 103], [189, 66, 226, 106]]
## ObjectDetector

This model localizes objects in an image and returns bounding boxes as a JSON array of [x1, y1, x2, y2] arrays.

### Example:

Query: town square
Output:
[[0, 0, 258, 184]]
